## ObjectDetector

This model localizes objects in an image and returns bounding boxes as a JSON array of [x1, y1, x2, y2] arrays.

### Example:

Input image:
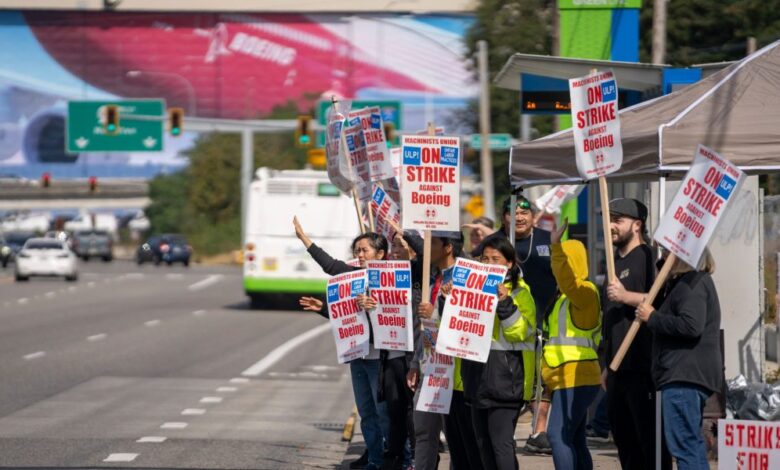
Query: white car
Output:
[[15, 238, 78, 282]]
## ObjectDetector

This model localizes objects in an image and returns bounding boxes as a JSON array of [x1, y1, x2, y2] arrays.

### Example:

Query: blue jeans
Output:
[[661, 383, 710, 470], [350, 358, 389, 467], [548, 385, 599, 470]]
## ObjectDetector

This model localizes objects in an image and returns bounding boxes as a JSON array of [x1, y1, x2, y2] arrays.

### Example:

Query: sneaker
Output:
[[349, 450, 369, 469], [524, 432, 553, 455], [585, 427, 610, 443]]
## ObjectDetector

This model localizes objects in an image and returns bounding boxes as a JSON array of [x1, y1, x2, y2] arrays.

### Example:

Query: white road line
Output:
[[145, 320, 161, 327], [160, 422, 188, 429], [187, 274, 224, 291], [18, 298, 28, 304], [166, 273, 183, 280], [242, 322, 331, 377], [68, 286, 77, 292], [230, 377, 250, 384], [45, 291, 56, 298], [216, 386, 237, 393], [137, 436, 166, 443], [199, 396, 223, 404], [103, 453, 138, 462], [87, 334, 107, 342], [192, 309, 207, 316], [181, 408, 206, 415], [87, 281, 95, 287], [23, 351, 45, 360]]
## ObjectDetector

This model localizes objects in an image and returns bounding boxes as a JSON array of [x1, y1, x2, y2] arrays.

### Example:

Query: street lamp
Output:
[[126, 70, 197, 116]]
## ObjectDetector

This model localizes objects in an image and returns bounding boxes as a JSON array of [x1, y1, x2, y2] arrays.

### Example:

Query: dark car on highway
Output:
[[4, 231, 36, 265], [136, 234, 191, 266], [72, 229, 113, 262]]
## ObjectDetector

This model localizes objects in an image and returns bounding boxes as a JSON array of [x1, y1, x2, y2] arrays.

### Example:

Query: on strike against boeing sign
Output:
[[400, 135, 461, 231], [654, 145, 745, 268], [326, 270, 371, 364], [569, 70, 623, 179]]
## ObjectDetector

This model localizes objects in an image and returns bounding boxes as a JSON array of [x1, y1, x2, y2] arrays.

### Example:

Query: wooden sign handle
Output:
[[599, 176, 616, 284], [609, 253, 676, 372]]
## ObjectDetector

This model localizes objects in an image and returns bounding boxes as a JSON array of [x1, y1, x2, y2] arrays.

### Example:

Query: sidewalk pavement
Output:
[[338, 410, 621, 469]]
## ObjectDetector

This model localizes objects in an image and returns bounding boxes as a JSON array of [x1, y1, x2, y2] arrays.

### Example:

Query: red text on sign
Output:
[[576, 102, 616, 129], [448, 315, 486, 336], [673, 206, 705, 238]]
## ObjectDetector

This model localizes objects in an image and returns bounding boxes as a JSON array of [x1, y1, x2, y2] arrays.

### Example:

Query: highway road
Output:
[[0, 261, 352, 469]]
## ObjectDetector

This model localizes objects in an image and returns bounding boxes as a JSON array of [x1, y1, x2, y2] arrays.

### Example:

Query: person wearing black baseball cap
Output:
[[602, 198, 671, 470]]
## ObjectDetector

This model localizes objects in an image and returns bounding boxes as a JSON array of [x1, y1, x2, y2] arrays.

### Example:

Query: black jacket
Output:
[[460, 296, 526, 409], [647, 271, 724, 395]]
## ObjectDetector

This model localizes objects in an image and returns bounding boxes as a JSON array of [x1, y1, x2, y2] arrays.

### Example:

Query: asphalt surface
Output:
[[0, 261, 352, 469]]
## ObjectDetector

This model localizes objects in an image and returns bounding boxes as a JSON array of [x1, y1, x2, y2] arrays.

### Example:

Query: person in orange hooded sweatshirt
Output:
[[542, 218, 602, 470]]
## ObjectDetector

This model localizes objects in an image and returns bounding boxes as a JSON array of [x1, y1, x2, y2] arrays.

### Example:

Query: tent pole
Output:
[[655, 174, 666, 470]]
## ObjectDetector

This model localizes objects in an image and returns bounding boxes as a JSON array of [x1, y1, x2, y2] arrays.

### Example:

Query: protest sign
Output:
[[344, 113, 372, 202], [569, 69, 622, 179], [535, 184, 585, 214], [370, 185, 401, 242], [367, 260, 413, 351], [326, 270, 370, 364], [351, 106, 394, 181], [718, 419, 780, 470], [610, 145, 745, 372], [416, 352, 455, 414], [400, 135, 461, 231], [654, 144, 745, 268], [325, 101, 353, 194], [437, 258, 506, 363]]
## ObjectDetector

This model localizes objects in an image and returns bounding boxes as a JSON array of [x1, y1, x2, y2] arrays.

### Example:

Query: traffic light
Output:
[[88, 176, 98, 193], [103, 105, 119, 135], [41, 172, 50, 188], [383, 122, 395, 146], [295, 115, 313, 148], [168, 107, 184, 136]]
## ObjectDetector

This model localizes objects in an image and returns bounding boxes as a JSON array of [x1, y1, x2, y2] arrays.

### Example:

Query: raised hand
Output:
[[299, 296, 323, 313], [293, 216, 313, 248], [550, 216, 569, 245]]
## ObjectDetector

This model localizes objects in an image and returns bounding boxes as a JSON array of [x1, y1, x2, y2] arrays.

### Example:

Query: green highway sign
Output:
[[317, 99, 402, 147], [470, 133, 514, 150], [67, 100, 164, 152]]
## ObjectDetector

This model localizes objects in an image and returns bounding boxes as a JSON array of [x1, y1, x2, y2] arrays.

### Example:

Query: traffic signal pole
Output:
[[477, 40, 495, 220]]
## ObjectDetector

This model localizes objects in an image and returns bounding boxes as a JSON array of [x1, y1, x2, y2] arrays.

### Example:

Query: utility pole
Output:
[[478, 40, 495, 219], [651, 0, 667, 64]]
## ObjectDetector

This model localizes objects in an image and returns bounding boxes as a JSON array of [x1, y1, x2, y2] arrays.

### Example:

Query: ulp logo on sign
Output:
[[452, 267, 470, 287], [716, 174, 737, 200], [483, 274, 503, 295], [327, 285, 340, 303], [403, 147, 421, 166], [346, 134, 357, 152], [395, 270, 411, 289], [601, 80, 617, 102], [370, 114, 381, 129], [440, 146, 459, 167], [372, 187, 386, 205]]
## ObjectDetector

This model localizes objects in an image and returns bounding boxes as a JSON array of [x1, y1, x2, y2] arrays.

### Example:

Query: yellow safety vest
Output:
[[489, 281, 537, 401], [543, 294, 601, 368]]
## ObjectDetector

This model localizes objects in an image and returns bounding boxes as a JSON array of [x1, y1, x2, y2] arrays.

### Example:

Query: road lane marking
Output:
[[45, 291, 56, 298], [145, 320, 161, 327], [188, 274, 224, 291], [160, 422, 188, 429], [23, 351, 45, 360], [166, 273, 183, 280], [192, 309, 207, 316], [87, 281, 95, 288], [216, 386, 237, 393], [87, 334, 107, 342], [199, 396, 223, 404], [181, 408, 206, 415], [230, 377, 250, 384], [242, 322, 331, 377], [137, 436, 166, 443], [18, 298, 28, 304], [68, 286, 77, 292], [104, 453, 138, 462]]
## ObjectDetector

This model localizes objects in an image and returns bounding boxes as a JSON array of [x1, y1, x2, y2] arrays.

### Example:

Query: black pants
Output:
[[607, 372, 672, 470], [471, 405, 521, 470], [380, 355, 411, 467], [445, 391, 484, 470]]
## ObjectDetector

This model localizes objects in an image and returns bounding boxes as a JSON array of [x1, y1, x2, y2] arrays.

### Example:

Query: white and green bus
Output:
[[243, 167, 360, 308]]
